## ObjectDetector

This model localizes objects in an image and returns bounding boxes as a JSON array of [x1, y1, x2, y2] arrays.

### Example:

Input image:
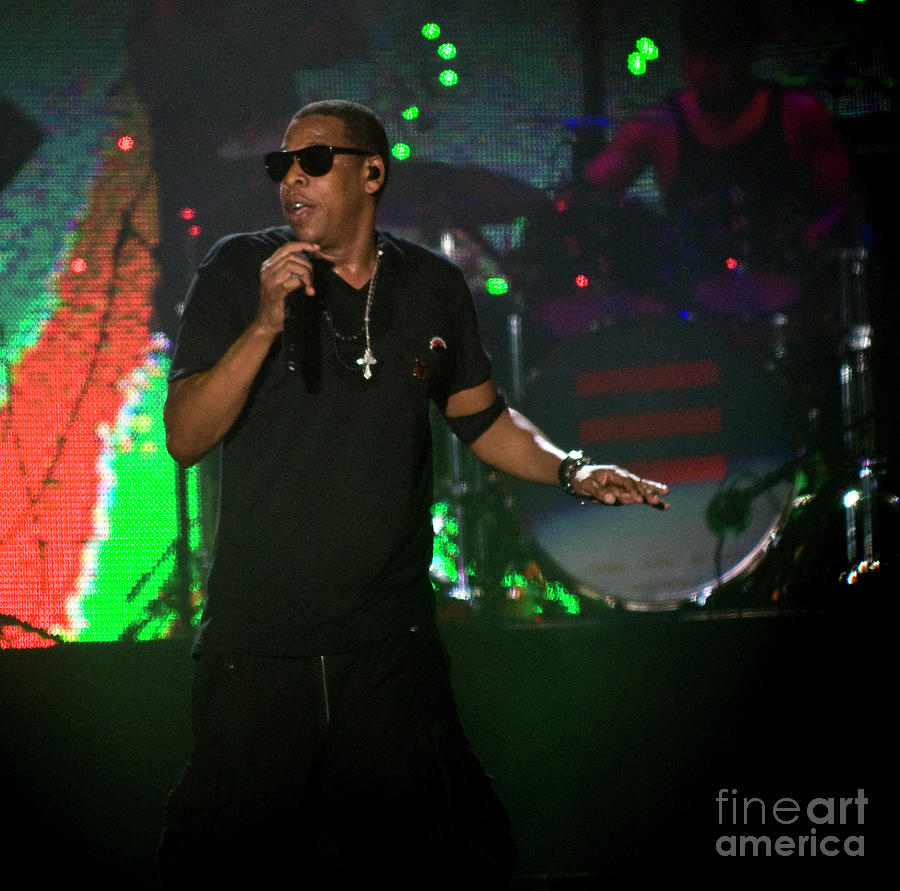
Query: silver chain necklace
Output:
[[321, 239, 383, 380]]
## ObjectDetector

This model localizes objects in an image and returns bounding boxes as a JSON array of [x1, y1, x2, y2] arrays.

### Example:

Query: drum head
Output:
[[518, 316, 799, 609]]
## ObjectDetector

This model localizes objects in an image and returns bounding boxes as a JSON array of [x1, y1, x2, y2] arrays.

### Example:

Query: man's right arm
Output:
[[164, 321, 280, 468], [164, 239, 319, 468]]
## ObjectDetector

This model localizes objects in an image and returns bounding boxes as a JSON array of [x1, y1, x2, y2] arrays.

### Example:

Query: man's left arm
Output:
[[445, 380, 669, 508], [783, 90, 855, 249]]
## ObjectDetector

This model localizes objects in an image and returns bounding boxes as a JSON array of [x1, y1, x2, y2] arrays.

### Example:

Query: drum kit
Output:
[[379, 160, 896, 622]]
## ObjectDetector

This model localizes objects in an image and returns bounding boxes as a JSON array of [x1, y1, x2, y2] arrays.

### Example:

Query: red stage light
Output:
[[70, 257, 87, 274], [117, 135, 135, 151], [179, 207, 196, 220], [188, 225, 201, 237], [575, 274, 589, 288]]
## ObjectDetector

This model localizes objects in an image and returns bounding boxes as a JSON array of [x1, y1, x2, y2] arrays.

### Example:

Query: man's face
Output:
[[682, 48, 754, 116], [277, 114, 374, 249]]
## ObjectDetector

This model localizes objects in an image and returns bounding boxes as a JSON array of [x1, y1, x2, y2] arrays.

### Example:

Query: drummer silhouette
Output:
[[585, 0, 854, 321], [578, 0, 863, 475]]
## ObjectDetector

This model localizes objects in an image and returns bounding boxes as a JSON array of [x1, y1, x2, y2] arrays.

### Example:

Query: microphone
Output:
[[705, 488, 753, 536], [704, 458, 800, 536], [283, 250, 311, 373], [283, 288, 302, 372]]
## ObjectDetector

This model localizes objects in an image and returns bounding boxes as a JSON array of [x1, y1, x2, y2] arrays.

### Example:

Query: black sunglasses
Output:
[[264, 145, 373, 182]]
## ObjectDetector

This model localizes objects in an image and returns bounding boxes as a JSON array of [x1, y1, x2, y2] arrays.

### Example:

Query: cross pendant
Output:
[[357, 349, 377, 380]]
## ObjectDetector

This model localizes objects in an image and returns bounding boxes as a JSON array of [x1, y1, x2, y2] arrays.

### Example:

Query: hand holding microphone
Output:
[[258, 242, 319, 371]]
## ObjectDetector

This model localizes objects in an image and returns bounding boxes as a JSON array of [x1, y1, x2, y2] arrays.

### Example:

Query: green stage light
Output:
[[635, 37, 658, 60], [628, 51, 647, 76]]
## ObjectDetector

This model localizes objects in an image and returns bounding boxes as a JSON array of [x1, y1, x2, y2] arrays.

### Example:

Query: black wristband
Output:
[[558, 449, 594, 496]]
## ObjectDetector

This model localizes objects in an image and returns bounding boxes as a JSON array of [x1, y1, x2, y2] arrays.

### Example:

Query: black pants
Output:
[[156, 624, 516, 887]]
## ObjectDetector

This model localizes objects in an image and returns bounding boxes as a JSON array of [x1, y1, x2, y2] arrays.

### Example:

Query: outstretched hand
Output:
[[572, 464, 670, 510]]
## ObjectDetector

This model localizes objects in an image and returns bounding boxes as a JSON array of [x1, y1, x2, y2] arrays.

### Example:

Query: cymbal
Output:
[[508, 114, 614, 130], [378, 160, 551, 228]]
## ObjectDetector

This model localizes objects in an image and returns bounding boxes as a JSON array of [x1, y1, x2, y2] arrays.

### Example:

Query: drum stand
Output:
[[440, 432, 483, 604], [431, 229, 521, 608], [506, 301, 526, 403], [836, 245, 888, 583], [430, 228, 561, 613], [432, 293, 530, 609]]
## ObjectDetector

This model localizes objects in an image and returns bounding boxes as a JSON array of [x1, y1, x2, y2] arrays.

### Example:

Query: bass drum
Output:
[[517, 315, 801, 610]]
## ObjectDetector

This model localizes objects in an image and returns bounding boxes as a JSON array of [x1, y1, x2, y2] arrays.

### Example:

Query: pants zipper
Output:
[[320, 655, 331, 725]]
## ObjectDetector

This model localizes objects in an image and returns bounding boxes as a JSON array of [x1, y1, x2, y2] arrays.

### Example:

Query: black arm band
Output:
[[445, 392, 507, 445]]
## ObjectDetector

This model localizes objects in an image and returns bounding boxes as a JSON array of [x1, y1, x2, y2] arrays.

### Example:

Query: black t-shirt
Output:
[[169, 227, 492, 656]]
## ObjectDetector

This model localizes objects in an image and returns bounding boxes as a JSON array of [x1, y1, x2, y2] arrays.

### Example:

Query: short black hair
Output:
[[290, 100, 390, 196], [680, 0, 774, 55]]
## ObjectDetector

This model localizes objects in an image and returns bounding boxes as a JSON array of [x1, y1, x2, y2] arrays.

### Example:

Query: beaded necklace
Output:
[[320, 238, 383, 380]]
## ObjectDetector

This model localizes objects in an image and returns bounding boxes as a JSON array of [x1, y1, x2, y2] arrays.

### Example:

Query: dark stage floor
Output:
[[3, 564, 889, 886]]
